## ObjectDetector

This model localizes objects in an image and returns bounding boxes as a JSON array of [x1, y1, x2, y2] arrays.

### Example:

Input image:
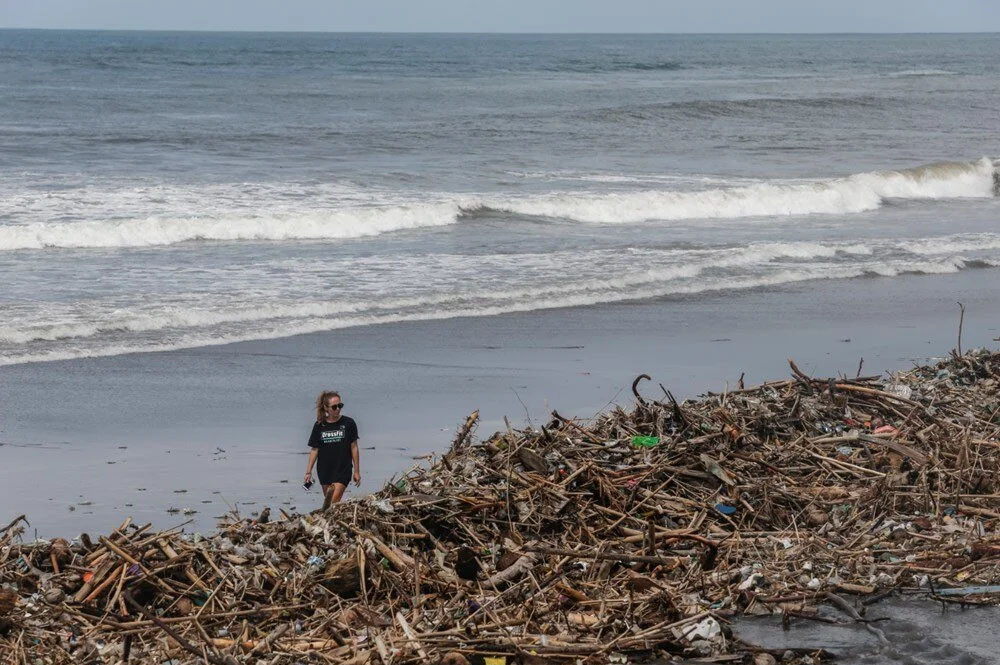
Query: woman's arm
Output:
[[351, 440, 361, 486], [304, 448, 318, 483]]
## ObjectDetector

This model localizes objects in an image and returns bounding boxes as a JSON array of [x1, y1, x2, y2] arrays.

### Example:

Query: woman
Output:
[[304, 390, 361, 509]]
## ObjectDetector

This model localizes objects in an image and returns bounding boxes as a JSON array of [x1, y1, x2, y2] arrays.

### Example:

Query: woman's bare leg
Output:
[[321, 484, 334, 510], [330, 483, 347, 503]]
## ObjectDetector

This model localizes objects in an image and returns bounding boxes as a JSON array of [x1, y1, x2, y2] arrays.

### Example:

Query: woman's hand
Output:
[[353, 469, 361, 486], [304, 471, 312, 485]]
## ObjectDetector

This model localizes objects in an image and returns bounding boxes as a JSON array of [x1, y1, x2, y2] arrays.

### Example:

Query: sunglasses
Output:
[[327, 403, 344, 409]]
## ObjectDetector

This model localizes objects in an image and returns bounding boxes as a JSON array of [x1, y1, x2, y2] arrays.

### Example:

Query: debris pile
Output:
[[3, 349, 1000, 664]]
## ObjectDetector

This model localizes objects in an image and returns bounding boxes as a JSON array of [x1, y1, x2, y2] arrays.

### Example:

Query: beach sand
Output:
[[2, 269, 998, 538]]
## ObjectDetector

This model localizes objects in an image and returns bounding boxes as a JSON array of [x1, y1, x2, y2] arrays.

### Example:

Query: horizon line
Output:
[[2, 27, 1000, 36]]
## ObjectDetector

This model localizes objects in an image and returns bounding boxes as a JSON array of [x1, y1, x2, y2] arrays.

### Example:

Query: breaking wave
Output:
[[0, 159, 995, 251], [485, 158, 997, 224], [0, 202, 464, 251]]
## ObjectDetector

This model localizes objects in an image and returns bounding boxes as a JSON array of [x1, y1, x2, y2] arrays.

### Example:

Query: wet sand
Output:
[[736, 596, 1000, 664], [2, 269, 999, 538]]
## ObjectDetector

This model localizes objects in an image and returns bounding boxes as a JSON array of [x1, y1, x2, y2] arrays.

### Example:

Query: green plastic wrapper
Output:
[[631, 435, 660, 448]]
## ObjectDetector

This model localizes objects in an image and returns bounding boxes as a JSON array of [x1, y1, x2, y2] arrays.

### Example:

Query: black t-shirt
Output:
[[308, 416, 359, 484]]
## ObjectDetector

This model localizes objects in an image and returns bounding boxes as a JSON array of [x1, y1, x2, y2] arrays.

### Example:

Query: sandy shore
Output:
[[2, 268, 998, 537]]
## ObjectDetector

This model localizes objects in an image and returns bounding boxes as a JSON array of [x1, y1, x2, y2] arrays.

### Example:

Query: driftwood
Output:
[[483, 552, 537, 586], [3, 348, 1000, 663]]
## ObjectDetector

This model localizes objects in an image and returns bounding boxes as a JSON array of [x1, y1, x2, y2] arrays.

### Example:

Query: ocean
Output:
[[1, 31, 999, 367]]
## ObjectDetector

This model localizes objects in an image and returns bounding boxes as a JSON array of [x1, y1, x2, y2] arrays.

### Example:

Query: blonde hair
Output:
[[316, 390, 341, 422]]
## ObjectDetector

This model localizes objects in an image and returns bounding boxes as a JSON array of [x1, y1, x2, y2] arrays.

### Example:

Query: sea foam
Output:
[[0, 159, 994, 251], [486, 158, 996, 223], [2, 236, 997, 355], [4, 255, 995, 368], [0, 202, 463, 251]]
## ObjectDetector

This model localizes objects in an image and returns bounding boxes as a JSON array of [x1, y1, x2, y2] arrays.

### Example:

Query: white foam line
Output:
[[3, 255, 997, 367], [0, 239, 878, 345], [899, 233, 1000, 256]]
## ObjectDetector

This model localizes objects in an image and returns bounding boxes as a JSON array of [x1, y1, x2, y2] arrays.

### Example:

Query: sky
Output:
[[2, 0, 999, 33]]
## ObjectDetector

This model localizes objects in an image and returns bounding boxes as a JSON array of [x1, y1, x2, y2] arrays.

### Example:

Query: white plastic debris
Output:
[[680, 616, 722, 642], [873, 572, 895, 587], [884, 383, 913, 400]]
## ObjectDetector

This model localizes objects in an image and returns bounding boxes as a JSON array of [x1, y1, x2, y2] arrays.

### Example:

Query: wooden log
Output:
[[517, 447, 550, 474], [483, 553, 538, 586], [320, 556, 361, 596], [248, 623, 290, 656], [73, 559, 118, 603], [0, 588, 17, 616], [157, 538, 209, 591], [553, 582, 590, 603], [82, 563, 125, 605]]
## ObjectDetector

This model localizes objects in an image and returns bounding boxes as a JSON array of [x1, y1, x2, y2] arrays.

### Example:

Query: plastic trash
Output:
[[631, 436, 659, 448], [715, 503, 738, 515], [738, 573, 765, 591], [680, 616, 722, 642], [884, 383, 913, 399], [873, 572, 895, 587]]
